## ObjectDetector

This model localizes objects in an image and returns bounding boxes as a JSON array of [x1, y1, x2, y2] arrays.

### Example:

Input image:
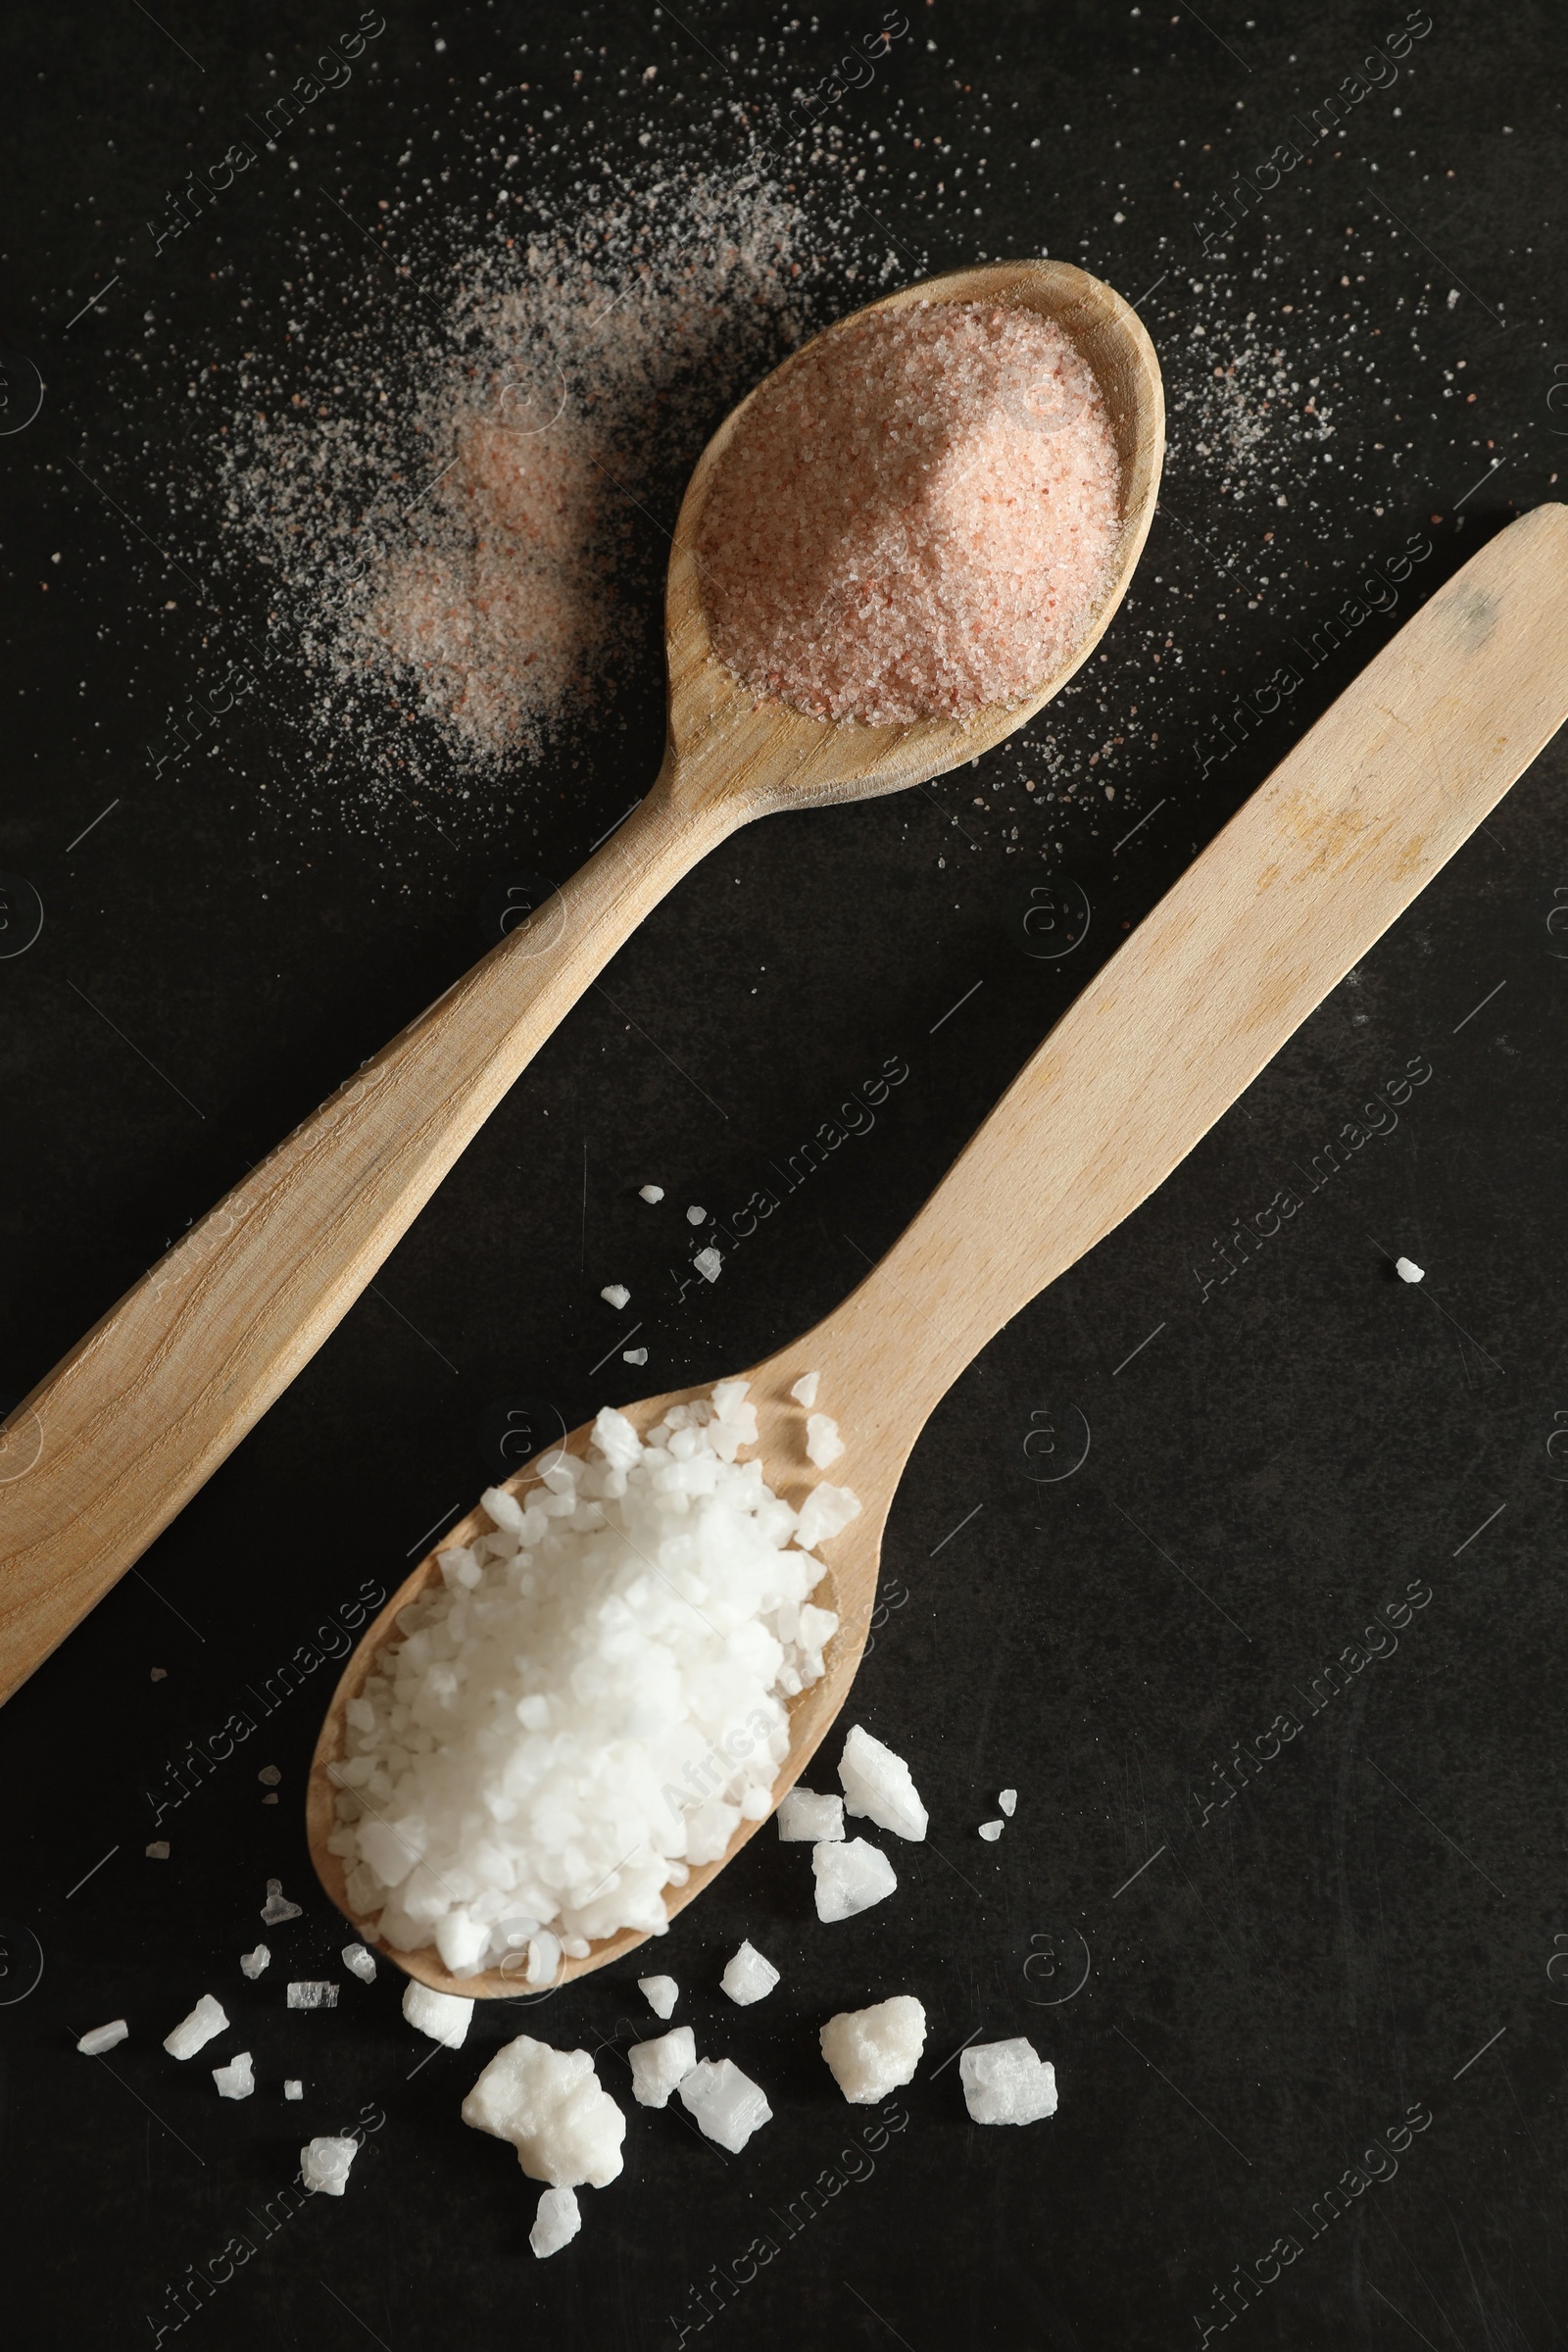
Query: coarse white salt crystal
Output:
[[777, 1787, 844, 1842], [790, 1372, 820, 1408], [795, 1481, 860, 1550], [638, 1975, 679, 2019], [600, 1283, 631, 1309], [959, 2037, 1058, 2127], [629, 2025, 697, 2108], [678, 2057, 772, 2152], [403, 1980, 473, 2046], [639, 1185, 664, 1203], [693, 1246, 722, 1283], [999, 1788, 1017, 1817], [806, 1413, 845, 1468], [76, 2020, 128, 2056], [145, 1839, 170, 1859], [1396, 1256, 1425, 1284], [342, 1944, 377, 1984], [287, 1982, 339, 2010], [301, 2135, 359, 2195], [261, 1879, 302, 1925], [813, 1838, 898, 1923], [978, 1819, 1004, 1841], [213, 2051, 255, 2100], [685, 1204, 707, 1225], [530, 2183, 581, 2259], [720, 1940, 780, 2006], [164, 1994, 229, 2060], [240, 1945, 270, 1979], [623, 1347, 648, 1365], [284, 2080, 304, 2100], [259, 1764, 281, 1786], [820, 1996, 927, 2103], [462, 2035, 625, 2186], [839, 1724, 928, 1841]]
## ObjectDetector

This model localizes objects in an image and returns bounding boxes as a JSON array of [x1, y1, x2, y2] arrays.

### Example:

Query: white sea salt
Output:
[[789, 1372, 820, 1408], [813, 1838, 898, 1922], [685, 1204, 707, 1225], [638, 1975, 679, 2019], [795, 1483, 860, 1551], [959, 2037, 1058, 2127], [145, 1839, 170, 1859], [342, 1944, 377, 1984], [839, 1724, 928, 1841], [301, 2135, 359, 2195], [999, 1788, 1017, 1817], [530, 2183, 582, 2259], [624, 1347, 648, 1365], [639, 1185, 664, 1203], [720, 1940, 779, 2006], [164, 1994, 228, 2060], [776, 1787, 844, 1842], [806, 1414, 845, 1468], [76, 2020, 129, 2056], [978, 1820, 1004, 1841], [284, 2080, 304, 2100], [462, 2036, 625, 2186], [287, 1983, 339, 2010], [600, 1283, 631, 1309], [629, 2025, 697, 2108], [213, 2051, 255, 2100], [819, 1996, 927, 2103], [1396, 1256, 1425, 1284], [693, 1246, 722, 1282], [678, 2057, 772, 2152], [403, 1980, 474, 2046], [240, 1944, 270, 1980], [261, 1879, 303, 1925]]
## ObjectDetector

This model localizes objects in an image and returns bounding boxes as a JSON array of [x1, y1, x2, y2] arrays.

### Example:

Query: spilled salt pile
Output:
[[329, 1383, 858, 1974], [699, 302, 1120, 726]]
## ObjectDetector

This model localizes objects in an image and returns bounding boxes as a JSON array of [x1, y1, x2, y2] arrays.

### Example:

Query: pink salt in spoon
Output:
[[0, 261, 1162, 1707]]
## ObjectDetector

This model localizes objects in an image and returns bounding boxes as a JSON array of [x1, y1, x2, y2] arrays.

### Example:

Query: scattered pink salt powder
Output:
[[697, 301, 1122, 726]]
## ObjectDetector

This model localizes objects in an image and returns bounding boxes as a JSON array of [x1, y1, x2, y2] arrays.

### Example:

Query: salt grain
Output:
[[403, 1980, 474, 2046], [164, 1995, 228, 2061], [806, 1413, 845, 1468], [239, 1944, 270, 1980], [600, 1283, 630, 1309], [76, 2020, 129, 2056], [284, 2079, 304, 2100], [1396, 1256, 1425, 1284], [462, 2035, 625, 2186], [341, 1944, 377, 1984], [213, 2051, 255, 2101], [145, 1840, 170, 1860], [776, 1787, 844, 1842], [999, 1788, 1017, 1816], [639, 1185, 664, 1203], [978, 1819, 1004, 1841], [638, 1975, 679, 2019], [789, 1372, 820, 1408], [287, 1982, 339, 2011], [959, 2037, 1058, 2127], [261, 1879, 303, 1925], [813, 1838, 898, 1923], [693, 1246, 722, 1283], [685, 1205, 707, 1225], [820, 1996, 927, 2103], [678, 2057, 772, 2153], [301, 2136, 359, 2196], [530, 2183, 582, 2259], [839, 1724, 928, 1841], [719, 1940, 780, 2006], [629, 2025, 697, 2109]]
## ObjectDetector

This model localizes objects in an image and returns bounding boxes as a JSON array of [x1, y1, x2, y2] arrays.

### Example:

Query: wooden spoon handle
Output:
[[828, 506, 1568, 1437], [0, 779, 729, 1705]]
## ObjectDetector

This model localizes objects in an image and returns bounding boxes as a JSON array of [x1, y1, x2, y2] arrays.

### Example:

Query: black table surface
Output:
[[5, 3, 1567, 2346]]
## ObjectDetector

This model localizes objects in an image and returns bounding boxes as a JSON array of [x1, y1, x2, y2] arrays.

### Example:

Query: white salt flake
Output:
[[678, 2057, 772, 2152], [638, 1185, 665, 1204], [76, 2020, 129, 2056], [287, 1982, 339, 2010], [693, 1246, 722, 1283], [403, 1980, 473, 2046], [301, 2135, 359, 2194], [164, 1994, 229, 2060], [839, 1723, 928, 1841], [789, 1371, 820, 1408], [806, 1412, 845, 1468], [341, 1944, 377, 1984], [638, 1975, 679, 2020], [776, 1788, 844, 1842], [1396, 1256, 1425, 1284], [462, 2035, 625, 2186], [239, 1944, 270, 1980], [600, 1283, 631, 1309], [261, 1878, 302, 1925], [629, 2025, 697, 2108], [959, 2036, 1058, 2126], [999, 1788, 1017, 1817], [795, 1482, 860, 1550], [978, 1819, 1004, 1841], [530, 2183, 582, 2259], [284, 2079, 304, 2100], [719, 1939, 779, 2006], [820, 1996, 927, 2103], [812, 1838, 898, 1922], [213, 2051, 255, 2100]]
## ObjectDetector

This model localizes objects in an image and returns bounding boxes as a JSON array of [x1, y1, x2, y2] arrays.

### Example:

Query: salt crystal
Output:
[[213, 2051, 255, 2100], [623, 1347, 648, 1365], [678, 2057, 772, 2152], [76, 2019, 128, 2056], [284, 2080, 304, 2100], [978, 1819, 1004, 1841], [685, 1204, 707, 1225], [530, 2183, 581, 2259], [239, 1945, 270, 1980], [261, 1879, 302, 1925], [806, 1413, 845, 1468], [839, 1724, 929, 1841], [776, 1788, 844, 1842], [820, 1996, 927, 2103], [959, 2037, 1058, 2127], [639, 1185, 665, 1203], [287, 1982, 339, 2010], [341, 1944, 377, 1984], [999, 1788, 1017, 1817], [789, 1372, 820, 1408], [600, 1283, 631, 1309], [812, 1838, 898, 1923], [301, 2135, 359, 2195], [150, 1666, 167, 1681], [404, 1980, 473, 2046], [629, 2025, 697, 2108], [145, 1839, 170, 1860], [693, 1246, 722, 1283], [164, 1994, 228, 2060], [1396, 1256, 1425, 1284], [719, 1940, 779, 2006], [795, 1482, 860, 1551], [638, 1975, 679, 2019], [258, 1764, 281, 1786], [462, 2035, 625, 2186]]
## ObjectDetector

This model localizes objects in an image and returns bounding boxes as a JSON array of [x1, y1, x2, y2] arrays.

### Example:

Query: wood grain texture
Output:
[[0, 261, 1161, 1709], [307, 503, 1568, 1996]]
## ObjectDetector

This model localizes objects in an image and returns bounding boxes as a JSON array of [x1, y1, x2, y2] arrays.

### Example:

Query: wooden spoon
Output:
[[0, 260, 1161, 1708], [309, 501, 1568, 1996]]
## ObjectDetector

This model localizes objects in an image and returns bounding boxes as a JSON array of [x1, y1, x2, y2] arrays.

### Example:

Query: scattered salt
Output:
[[820, 1997, 927, 2103], [213, 2051, 255, 2101], [999, 1788, 1017, 1817], [839, 1724, 928, 1841], [239, 1945, 270, 1980], [678, 2058, 772, 2153], [76, 2020, 128, 2056], [462, 2036, 625, 2186], [600, 1283, 631, 1309], [693, 1246, 722, 1283], [287, 1983, 339, 2010], [258, 1765, 281, 1787], [1396, 1256, 1425, 1284], [685, 1204, 707, 1225], [342, 1944, 377, 1984], [629, 2026, 697, 2109], [806, 1413, 845, 1469], [284, 2080, 304, 2101], [638, 1975, 679, 2020], [639, 1185, 665, 1204], [978, 1819, 1004, 1841], [145, 1840, 170, 1860], [813, 1838, 898, 1923], [403, 1980, 474, 2046], [777, 1787, 844, 1842], [719, 1940, 780, 2007], [790, 1372, 821, 1408], [959, 2037, 1058, 2127], [530, 2184, 582, 2259], [164, 1995, 228, 2061], [623, 1347, 648, 1366], [301, 2135, 359, 2195], [261, 1879, 303, 1925]]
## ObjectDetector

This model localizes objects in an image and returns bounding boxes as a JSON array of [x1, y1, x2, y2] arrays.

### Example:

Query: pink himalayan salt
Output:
[[698, 302, 1121, 727]]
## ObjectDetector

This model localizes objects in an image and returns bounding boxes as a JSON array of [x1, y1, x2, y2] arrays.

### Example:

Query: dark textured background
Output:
[[4, 3, 1568, 2346]]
